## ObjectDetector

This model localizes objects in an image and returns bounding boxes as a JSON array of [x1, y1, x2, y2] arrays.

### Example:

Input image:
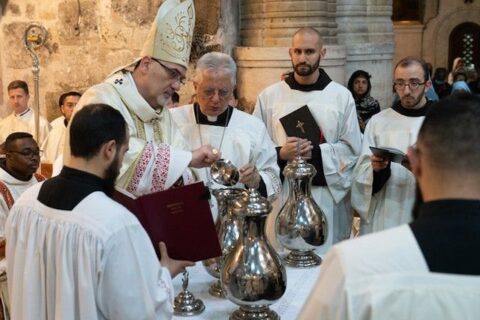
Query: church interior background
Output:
[[0, 0, 478, 118]]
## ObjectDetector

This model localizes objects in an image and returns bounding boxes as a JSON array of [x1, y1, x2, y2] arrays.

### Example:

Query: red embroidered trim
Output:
[[151, 144, 170, 192], [127, 143, 154, 194], [0, 181, 14, 210]]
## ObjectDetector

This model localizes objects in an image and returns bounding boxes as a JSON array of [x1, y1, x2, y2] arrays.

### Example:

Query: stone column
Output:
[[235, 0, 346, 112], [336, 0, 394, 108]]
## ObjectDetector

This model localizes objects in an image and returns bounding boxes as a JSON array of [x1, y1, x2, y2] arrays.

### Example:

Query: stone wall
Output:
[[0, 0, 222, 120]]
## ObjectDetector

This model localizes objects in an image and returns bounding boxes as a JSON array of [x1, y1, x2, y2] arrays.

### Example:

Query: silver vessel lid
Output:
[[232, 188, 272, 217], [283, 156, 316, 179]]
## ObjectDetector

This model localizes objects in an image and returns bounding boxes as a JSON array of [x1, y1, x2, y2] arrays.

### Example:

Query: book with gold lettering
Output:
[[279, 105, 324, 145], [113, 182, 221, 262]]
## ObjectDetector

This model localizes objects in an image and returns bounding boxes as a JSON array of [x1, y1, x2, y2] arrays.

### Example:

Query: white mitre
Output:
[[112, 0, 195, 73]]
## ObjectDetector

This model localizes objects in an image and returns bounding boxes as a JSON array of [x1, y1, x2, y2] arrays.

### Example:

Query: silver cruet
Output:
[[222, 188, 287, 320], [203, 188, 247, 297], [275, 155, 328, 267]]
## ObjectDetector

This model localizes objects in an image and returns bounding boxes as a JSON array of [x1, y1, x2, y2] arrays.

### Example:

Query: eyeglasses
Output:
[[151, 58, 186, 85], [8, 149, 43, 158], [393, 80, 426, 91], [201, 88, 231, 99]]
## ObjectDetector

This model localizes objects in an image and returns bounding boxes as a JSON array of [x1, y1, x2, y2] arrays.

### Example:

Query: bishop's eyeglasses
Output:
[[151, 58, 186, 85]]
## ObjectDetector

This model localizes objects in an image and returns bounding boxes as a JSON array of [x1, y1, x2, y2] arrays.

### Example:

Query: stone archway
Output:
[[430, 6, 480, 69]]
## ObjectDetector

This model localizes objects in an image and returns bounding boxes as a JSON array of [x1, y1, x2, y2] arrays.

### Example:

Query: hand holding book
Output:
[[370, 146, 411, 170]]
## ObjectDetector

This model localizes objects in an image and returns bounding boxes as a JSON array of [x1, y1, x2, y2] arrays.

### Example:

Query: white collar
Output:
[[15, 108, 31, 117]]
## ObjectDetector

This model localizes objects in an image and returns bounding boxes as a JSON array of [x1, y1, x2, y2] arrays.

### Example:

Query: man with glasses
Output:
[[171, 52, 281, 220], [351, 56, 434, 234], [0, 132, 45, 319], [66, 0, 219, 197], [300, 93, 480, 319], [0, 132, 44, 232]]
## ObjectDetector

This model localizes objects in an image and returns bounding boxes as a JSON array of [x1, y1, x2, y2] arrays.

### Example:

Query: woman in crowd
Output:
[[347, 70, 381, 133]]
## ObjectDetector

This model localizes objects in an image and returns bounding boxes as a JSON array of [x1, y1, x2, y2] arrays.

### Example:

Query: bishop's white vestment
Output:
[[254, 71, 362, 253], [70, 70, 195, 196]]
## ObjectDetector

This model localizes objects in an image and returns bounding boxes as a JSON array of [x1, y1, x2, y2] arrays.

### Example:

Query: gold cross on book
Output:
[[296, 120, 305, 134]]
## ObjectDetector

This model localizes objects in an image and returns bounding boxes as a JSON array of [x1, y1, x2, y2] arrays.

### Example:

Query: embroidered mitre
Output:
[[141, 0, 195, 68]]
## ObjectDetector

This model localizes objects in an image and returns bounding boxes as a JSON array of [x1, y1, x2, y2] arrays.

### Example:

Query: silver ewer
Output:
[[222, 188, 287, 320], [203, 188, 247, 297], [276, 156, 328, 267]]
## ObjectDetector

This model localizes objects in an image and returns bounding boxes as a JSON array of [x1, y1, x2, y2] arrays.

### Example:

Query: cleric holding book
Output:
[[64, 0, 220, 197], [170, 52, 281, 221], [351, 56, 434, 234], [253, 27, 362, 253], [300, 93, 480, 319], [6, 104, 194, 319]]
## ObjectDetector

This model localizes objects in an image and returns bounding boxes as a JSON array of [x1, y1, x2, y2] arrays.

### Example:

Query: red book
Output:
[[112, 182, 221, 262]]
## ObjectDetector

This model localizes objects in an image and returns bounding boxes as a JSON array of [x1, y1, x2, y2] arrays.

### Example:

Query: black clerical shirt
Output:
[[38, 166, 108, 210], [410, 199, 480, 275]]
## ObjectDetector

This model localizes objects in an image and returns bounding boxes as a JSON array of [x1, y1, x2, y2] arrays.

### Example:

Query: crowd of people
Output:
[[0, 0, 478, 319]]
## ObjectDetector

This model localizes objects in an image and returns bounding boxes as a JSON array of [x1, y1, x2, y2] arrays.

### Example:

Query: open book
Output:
[[369, 146, 407, 164], [113, 182, 221, 262]]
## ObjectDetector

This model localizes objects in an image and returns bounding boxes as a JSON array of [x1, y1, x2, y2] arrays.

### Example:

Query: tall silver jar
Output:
[[222, 189, 287, 320], [203, 188, 247, 297], [276, 156, 328, 267]]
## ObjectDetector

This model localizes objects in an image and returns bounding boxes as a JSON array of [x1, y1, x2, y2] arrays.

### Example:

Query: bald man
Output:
[[253, 27, 362, 254]]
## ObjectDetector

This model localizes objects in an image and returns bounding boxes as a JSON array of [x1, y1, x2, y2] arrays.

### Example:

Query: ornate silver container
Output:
[[203, 188, 247, 297], [276, 156, 328, 267], [222, 189, 287, 320], [173, 270, 205, 316]]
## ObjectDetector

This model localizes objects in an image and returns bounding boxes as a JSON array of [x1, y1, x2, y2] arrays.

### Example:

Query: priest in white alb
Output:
[[0, 80, 50, 145], [351, 57, 434, 234], [171, 52, 281, 220], [299, 93, 480, 320], [42, 91, 81, 165], [65, 0, 218, 197], [254, 27, 362, 252], [7, 104, 194, 320]]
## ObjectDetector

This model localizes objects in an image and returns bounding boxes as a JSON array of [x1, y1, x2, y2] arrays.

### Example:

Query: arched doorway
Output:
[[449, 22, 480, 70]]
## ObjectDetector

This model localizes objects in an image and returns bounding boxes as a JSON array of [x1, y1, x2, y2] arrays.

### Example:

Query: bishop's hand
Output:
[[190, 145, 221, 168]]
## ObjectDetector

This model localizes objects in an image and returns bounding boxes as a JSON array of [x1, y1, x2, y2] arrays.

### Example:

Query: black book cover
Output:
[[279, 105, 323, 145]]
